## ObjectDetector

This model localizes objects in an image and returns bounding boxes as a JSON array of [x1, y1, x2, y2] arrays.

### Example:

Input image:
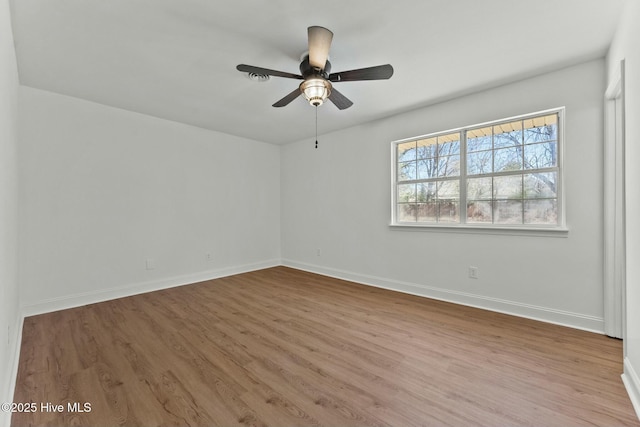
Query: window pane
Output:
[[438, 201, 459, 222], [524, 199, 558, 224], [398, 204, 417, 222], [494, 175, 523, 199], [398, 184, 416, 203], [417, 137, 437, 159], [524, 125, 557, 143], [438, 155, 461, 177], [524, 172, 557, 198], [417, 158, 438, 179], [417, 182, 436, 202], [467, 201, 492, 223], [494, 147, 523, 172], [437, 180, 459, 200], [438, 133, 461, 156], [493, 121, 523, 148], [467, 150, 493, 175], [398, 141, 417, 162], [524, 142, 557, 169], [524, 114, 557, 143], [494, 200, 523, 224], [417, 203, 437, 222], [399, 161, 417, 181], [467, 126, 492, 152], [467, 177, 492, 200]]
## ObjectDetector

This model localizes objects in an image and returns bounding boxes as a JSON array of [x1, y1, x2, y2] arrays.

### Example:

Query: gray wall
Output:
[[0, 0, 20, 420], [281, 59, 606, 332], [18, 87, 282, 313]]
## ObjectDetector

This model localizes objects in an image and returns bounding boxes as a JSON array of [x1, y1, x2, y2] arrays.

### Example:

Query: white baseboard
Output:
[[20, 259, 281, 317], [19, 257, 605, 331], [281, 259, 605, 334], [623, 357, 640, 421], [19, 258, 606, 332]]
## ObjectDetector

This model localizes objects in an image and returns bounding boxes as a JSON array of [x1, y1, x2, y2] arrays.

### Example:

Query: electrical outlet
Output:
[[316, 248, 321, 257], [206, 252, 213, 262], [468, 266, 479, 279], [146, 258, 156, 270]]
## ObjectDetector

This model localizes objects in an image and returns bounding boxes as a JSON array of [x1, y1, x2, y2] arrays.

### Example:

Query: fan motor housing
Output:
[[300, 56, 331, 79]]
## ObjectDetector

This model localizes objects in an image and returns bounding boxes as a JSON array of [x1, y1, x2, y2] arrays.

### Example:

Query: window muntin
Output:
[[393, 110, 562, 228]]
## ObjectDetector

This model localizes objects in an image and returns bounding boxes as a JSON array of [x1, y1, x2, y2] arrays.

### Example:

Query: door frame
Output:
[[603, 59, 626, 340]]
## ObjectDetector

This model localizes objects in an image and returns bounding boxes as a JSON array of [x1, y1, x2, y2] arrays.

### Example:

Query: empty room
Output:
[[1, 0, 640, 426]]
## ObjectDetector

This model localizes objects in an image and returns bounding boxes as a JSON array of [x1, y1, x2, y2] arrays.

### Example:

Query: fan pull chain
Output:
[[315, 105, 318, 149]]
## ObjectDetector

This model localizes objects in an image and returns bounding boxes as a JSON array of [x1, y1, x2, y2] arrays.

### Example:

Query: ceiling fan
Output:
[[237, 26, 394, 110]]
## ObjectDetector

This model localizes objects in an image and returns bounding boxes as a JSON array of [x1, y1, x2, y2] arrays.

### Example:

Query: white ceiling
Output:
[[10, 0, 625, 144]]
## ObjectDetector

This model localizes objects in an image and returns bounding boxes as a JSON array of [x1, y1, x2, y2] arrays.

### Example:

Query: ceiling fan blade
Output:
[[308, 26, 333, 70], [273, 88, 302, 107], [329, 64, 394, 82], [237, 64, 303, 80], [328, 87, 353, 110]]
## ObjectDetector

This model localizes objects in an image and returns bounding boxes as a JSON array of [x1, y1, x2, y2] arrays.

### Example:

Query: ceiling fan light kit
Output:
[[301, 78, 331, 106], [236, 26, 394, 110]]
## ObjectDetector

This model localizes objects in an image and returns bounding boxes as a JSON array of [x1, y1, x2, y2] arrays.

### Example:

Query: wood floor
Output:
[[12, 267, 640, 426]]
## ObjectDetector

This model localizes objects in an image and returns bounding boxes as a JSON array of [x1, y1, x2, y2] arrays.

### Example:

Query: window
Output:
[[392, 108, 563, 229]]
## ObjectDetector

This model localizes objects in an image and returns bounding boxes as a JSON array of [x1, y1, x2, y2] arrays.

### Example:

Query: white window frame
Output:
[[390, 108, 568, 236]]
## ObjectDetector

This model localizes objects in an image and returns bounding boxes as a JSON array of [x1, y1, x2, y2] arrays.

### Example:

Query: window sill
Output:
[[389, 223, 569, 237]]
